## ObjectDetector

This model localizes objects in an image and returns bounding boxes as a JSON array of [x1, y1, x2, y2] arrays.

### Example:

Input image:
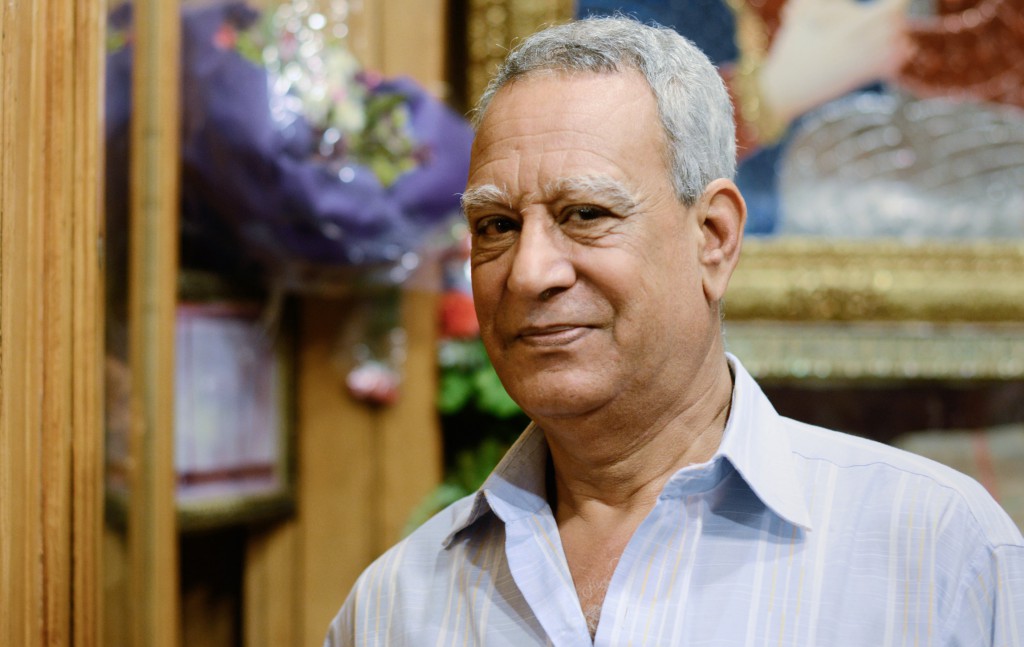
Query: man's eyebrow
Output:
[[460, 184, 512, 214], [460, 175, 639, 215], [543, 175, 638, 209]]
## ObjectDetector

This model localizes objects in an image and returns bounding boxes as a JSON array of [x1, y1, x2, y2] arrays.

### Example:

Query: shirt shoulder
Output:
[[779, 415, 1024, 547]]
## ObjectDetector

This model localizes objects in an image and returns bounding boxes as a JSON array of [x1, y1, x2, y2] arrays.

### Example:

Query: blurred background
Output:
[[2, 0, 1022, 645]]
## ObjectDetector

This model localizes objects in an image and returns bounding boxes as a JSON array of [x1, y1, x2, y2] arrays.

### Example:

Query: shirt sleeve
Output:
[[943, 542, 1024, 645], [323, 593, 357, 647]]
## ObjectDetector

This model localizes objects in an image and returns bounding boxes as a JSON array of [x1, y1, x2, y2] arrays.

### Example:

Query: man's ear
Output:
[[697, 178, 746, 302]]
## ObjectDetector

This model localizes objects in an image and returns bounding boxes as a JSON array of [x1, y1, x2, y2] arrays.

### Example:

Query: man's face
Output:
[[464, 70, 720, 421]]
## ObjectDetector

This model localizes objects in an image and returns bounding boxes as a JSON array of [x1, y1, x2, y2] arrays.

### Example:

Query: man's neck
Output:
[[541, 354, 734, 518]]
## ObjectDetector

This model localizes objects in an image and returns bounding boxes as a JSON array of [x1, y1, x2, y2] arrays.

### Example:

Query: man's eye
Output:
[[564, 205, 608, 222], [475, 216, 519, 237]]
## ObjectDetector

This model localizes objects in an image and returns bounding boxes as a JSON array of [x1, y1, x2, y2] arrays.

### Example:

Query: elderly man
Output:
[[325, 16, 1023, 646]]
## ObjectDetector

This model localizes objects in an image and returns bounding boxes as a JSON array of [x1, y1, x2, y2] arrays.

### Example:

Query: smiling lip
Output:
[[516, 325, 591, 347]]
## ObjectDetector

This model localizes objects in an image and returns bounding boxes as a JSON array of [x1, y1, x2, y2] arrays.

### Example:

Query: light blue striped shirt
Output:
[[326, 356, 1024, 646]]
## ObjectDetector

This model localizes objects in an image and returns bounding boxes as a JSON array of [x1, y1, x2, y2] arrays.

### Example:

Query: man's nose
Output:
[[506, 217, 575, 299]]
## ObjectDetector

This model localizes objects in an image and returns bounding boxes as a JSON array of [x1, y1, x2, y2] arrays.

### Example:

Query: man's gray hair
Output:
[[472, 16, 737, 206]]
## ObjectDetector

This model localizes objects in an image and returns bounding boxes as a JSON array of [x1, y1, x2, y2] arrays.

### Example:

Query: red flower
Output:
[[213, 23, 238, 50], [440, 291, 479, 339]]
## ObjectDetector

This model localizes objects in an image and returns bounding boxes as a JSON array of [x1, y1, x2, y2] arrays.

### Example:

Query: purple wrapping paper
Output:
[[108, 2, 474, 284]]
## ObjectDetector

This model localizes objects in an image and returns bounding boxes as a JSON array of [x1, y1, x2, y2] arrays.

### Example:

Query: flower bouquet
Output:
[[176, 1, 474, 291]]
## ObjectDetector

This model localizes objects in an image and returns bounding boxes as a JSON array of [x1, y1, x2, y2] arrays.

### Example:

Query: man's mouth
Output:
[[515, 324, 591, 347]]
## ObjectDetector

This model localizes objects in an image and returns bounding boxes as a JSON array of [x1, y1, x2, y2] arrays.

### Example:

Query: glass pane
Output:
[[102, 1, 135, 645]]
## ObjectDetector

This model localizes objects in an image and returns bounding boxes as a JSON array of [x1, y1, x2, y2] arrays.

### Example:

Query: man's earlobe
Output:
[[699, 179, 747, 302]]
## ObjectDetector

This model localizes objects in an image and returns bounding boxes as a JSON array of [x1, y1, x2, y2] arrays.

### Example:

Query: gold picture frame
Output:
[[725, 239, 1024, 381], [174, 272, 296, 531], [106, 273, 296, 533]]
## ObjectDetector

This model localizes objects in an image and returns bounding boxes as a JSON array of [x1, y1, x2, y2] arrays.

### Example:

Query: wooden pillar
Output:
[[0, 0, 105, 645], [125, 0, 183, 645]]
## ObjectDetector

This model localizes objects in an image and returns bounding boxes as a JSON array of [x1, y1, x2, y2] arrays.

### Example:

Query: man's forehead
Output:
[[464, 68, 667, 213], [479, 67, 652, 125]]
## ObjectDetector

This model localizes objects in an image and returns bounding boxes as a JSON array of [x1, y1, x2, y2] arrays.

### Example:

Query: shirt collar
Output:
[[442, 422, 549, 547], [442, 353, 812, 547], [716, 353, 813, 530]]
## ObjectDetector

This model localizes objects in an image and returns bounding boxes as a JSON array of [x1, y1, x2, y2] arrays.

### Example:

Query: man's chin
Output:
[[512, 380, 612, 422]]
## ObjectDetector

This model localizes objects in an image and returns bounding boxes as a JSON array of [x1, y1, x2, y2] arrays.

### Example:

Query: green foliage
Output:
[[234, 29, 263, 66], [402, 437, 511, 536], [438, 369, 475, 413], [473, 367, 522, 418], [437, 339, 522, 419], [404, 339, 530, 534], [106, 31, 128, 53], [349, 93, 418, 188]]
